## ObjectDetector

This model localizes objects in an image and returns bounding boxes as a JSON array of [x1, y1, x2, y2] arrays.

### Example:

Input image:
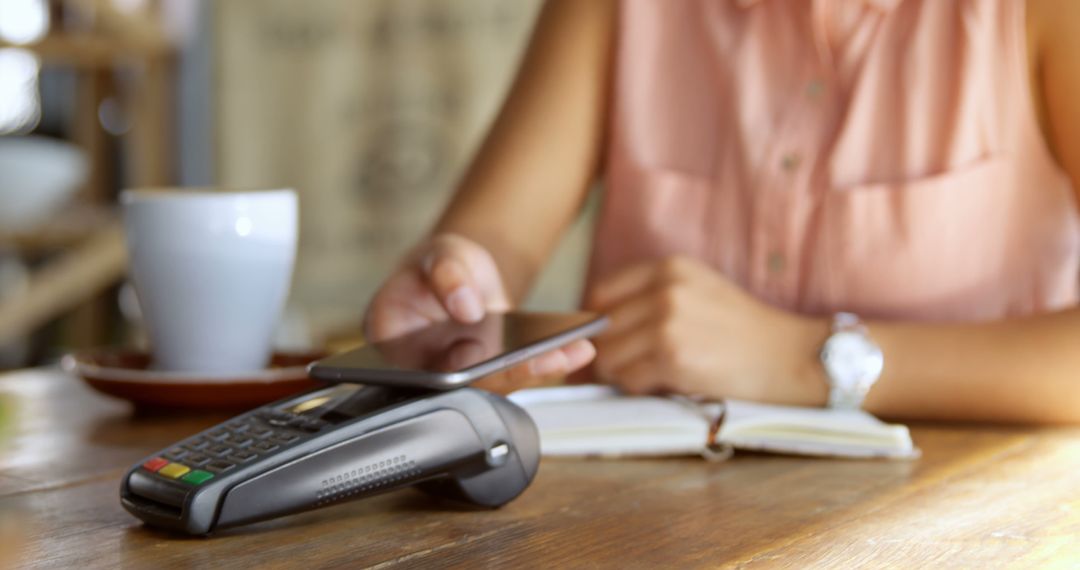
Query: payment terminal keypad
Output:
[[207, 444, 233, 458], [165, 447, 188, 459], [185, 454, 211, 467], [252, 441, 279, 454], [204, 460, 235, 473], [225, 435, 253, 447], [138, 410, 330, 487], [227, 451, 258, 463]]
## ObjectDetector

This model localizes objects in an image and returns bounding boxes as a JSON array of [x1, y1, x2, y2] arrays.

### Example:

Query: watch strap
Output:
[[833, 311, 864, 334], [828, 379, 869, 410]]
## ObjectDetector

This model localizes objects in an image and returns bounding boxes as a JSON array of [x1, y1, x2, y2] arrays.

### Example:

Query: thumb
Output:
[[420, 234, 510, 323]]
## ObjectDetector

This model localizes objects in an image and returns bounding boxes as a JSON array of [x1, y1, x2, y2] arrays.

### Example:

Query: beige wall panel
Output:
[[215, 0, 594, 342]]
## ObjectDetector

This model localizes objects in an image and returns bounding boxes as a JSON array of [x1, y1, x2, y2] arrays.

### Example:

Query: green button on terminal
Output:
[[180, 469, 215, 485]]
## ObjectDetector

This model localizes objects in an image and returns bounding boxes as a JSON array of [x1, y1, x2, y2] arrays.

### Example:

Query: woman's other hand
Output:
[[586, 256, 828, 405]]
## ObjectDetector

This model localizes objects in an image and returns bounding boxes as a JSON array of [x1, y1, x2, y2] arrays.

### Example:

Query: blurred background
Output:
[[0, 0, 596, 370]]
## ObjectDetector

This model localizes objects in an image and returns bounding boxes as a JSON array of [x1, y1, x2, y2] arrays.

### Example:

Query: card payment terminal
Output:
[[120, 384, 540, 535]]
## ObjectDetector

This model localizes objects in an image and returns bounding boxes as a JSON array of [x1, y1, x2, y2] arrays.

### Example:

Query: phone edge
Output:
[[307, 314, 610, 390]]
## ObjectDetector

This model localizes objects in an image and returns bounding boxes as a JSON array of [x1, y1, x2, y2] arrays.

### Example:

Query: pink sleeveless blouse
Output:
[[588, 0, 1080, 321]]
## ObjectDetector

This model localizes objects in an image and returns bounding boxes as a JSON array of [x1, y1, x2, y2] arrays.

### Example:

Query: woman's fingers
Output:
[[470, 340, 597, 395], [562, 339, 598, 371], [420, 234, 512, 324], [423, 246, 485, 323], [520, 339, 596, 379], [536, 339, 596, 375], [608, 358, 663, 395], [364, 271, 449, 341], [593, 328, 654, 381], [586, 261, 659, 310], [587, 256, 705, 312], [599, 291, 660, 338], [368, 234, 511, 343], [439, 339, 487, 372]]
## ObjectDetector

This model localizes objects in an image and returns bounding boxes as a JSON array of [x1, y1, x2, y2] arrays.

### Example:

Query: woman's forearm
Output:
[[855, 310, 1080, 423], [434, 0, 616, 303]]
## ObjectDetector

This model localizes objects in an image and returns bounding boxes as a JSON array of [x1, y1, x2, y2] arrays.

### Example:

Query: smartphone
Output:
[[308, 311, 608, 390]]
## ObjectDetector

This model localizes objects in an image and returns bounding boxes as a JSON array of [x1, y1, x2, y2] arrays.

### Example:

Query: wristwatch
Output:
[[820, 312, 884, 410]]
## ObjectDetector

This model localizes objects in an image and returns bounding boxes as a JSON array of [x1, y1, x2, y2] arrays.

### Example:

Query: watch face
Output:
[[822, 331, 884, 391]]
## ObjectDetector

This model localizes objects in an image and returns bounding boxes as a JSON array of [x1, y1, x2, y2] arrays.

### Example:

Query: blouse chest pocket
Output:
[[820, 157, 1036, 321]]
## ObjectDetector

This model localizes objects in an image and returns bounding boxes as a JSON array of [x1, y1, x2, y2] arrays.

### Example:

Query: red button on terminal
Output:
[[142, 457, 170, 472]]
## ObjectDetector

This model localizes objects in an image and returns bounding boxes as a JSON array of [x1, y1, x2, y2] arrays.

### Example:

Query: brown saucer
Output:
[[62, 349, 326, 410]]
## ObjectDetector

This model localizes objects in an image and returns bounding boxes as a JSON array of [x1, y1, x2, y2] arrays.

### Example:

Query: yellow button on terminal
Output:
[[158, 463, 191, 479]]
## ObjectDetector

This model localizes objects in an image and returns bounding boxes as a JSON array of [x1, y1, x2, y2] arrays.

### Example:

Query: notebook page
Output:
[[719, 399, 918, 459], [510, 386, 711, 457]]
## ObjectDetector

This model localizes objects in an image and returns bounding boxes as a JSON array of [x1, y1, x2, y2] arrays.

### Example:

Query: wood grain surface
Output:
[[1, 370, 1078, 569]]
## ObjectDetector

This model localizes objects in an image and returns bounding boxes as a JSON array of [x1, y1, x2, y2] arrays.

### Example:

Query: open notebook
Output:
[[507, 385, 919, 460]]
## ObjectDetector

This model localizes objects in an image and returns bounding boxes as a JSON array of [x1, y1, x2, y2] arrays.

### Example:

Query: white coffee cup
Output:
[[121, 188, 298, 373]]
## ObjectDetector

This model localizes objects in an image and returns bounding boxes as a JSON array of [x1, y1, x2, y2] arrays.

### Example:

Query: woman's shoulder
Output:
[[1025, 0, 1080, 189]]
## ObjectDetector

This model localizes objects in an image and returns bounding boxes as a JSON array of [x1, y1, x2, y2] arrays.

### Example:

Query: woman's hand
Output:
[[364, 233, 596, 393], [586, 256, 828, 405]]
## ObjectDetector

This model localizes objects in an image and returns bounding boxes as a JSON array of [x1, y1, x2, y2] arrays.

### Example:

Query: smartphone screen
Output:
[[308, 311, 607, 389]]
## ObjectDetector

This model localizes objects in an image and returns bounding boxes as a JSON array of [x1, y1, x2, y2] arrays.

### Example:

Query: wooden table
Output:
[[1, 369, 1078, 569]]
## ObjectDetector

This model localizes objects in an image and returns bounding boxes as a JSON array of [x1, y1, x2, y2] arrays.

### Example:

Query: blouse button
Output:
[[767, 252, 786, 274], [780, 153, 801, 172]]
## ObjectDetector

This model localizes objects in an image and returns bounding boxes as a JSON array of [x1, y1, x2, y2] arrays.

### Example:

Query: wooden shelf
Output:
[[0, 204, 116, 255], [0, 221, 126, 346], [0, 0, 175, 351], [0, 34, 157, 68]]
